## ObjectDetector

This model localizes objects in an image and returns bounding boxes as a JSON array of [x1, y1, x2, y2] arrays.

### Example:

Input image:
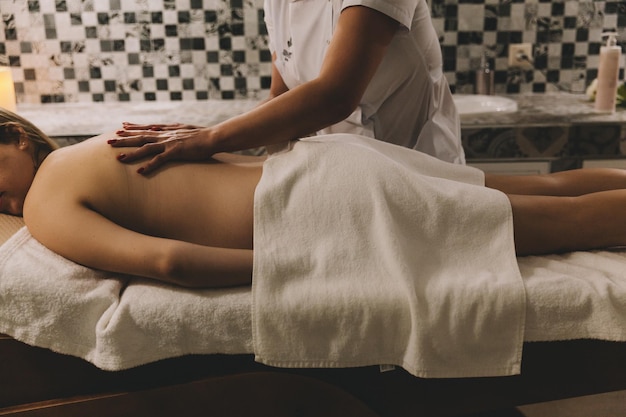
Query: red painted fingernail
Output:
[[137, 167, 145, 174], [107, 139, 117, 144], [117, 153, 126, 160]]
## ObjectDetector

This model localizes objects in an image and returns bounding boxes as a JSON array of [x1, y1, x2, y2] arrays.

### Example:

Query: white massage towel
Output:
[[0, 227, 252, 370], [520, 250, 626, 342], [253, 135, 526, 378], [1, 216, 626, 375]]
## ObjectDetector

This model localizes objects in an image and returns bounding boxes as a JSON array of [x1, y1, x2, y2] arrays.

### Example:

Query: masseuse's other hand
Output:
[[108, 122, 213, 175]]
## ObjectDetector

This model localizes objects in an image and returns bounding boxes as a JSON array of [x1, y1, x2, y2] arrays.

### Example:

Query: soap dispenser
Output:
[[475, 52, 494, 95], [595, 32, 622, 112]]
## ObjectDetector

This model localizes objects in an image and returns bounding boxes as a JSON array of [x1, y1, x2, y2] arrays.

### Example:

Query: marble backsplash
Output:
[[1, 0, 625, 104]]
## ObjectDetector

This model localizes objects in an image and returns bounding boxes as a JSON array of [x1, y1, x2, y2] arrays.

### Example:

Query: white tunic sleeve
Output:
[[340, 0, 420, 29], [263, 0, 277, 54]]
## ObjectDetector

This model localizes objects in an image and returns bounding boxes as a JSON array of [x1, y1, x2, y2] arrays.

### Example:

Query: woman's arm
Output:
[[110, 6, 399, 174], [24, 194, 252, 288]]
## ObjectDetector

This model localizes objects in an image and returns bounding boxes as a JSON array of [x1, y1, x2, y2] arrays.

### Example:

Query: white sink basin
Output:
[[453, 95, 518, 116]]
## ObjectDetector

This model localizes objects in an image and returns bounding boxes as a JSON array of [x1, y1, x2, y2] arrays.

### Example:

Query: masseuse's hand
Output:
[[118, 121, 201, 132], [108, 122, 214, 175]]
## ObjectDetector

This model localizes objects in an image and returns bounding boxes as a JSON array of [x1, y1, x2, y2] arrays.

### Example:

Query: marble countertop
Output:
[[459, 93, 626, 128], [17, 99, 261, 138], [14, 93, 626, 138]]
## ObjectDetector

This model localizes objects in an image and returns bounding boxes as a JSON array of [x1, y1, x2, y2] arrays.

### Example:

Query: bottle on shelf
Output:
[[595, 32, 622, 113]]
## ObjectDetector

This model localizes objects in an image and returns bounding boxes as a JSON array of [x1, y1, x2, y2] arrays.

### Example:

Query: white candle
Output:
[[0, 67, 17, 113]]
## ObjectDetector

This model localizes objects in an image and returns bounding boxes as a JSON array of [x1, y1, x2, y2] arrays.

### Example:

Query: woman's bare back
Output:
[[24, 134, 263, 286], [48, 135, 261, 248]]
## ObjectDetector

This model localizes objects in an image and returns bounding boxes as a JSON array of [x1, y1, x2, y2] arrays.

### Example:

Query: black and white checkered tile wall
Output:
[[0, 0, 624, 104]]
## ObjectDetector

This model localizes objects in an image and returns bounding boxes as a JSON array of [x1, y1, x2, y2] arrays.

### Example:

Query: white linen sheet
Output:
[[1, 227, 626, 375], [0, 227, 252, 371]]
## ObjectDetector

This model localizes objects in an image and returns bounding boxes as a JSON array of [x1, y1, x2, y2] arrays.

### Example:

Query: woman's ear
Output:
[[13, 125, 30, 150], [0, 122, 29, 147], [18, 136, 30, 150]]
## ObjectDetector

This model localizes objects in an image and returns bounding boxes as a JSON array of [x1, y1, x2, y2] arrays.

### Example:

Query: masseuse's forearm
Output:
[[207, 79, 354, 153]]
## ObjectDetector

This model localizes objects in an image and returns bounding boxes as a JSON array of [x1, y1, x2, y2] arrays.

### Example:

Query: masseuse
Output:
[[109, 0, 464, 174]]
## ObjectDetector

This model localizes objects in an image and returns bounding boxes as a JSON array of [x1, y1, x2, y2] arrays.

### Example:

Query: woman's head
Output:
[[0, 108, 58, 215], [0, 108, 58, 166]]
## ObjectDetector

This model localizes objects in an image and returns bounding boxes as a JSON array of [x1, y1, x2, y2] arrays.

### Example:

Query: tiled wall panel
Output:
[[1, 0, 625, 104]]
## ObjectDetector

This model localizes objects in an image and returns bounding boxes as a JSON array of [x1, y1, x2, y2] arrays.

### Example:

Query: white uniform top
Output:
[[264, 0, 465, 164]]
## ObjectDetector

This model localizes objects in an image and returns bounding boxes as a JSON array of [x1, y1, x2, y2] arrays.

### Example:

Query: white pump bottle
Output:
[[595, 32, 621, 112]]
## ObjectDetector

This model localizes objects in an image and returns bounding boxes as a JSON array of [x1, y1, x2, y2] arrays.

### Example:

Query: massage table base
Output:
[[1, 335, 625, 417]]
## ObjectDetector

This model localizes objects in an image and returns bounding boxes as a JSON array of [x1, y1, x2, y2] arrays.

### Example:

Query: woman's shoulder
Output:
[[42, 134, 112, 170], [31, 135, 114, 202]]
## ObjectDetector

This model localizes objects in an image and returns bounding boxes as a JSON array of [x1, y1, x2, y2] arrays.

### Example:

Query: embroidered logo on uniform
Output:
[[282, 37, 293, 61]]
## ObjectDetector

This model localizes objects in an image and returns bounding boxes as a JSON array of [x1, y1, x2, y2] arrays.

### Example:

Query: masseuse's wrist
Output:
[[204, 120, 248, 155], [201, 125, 227, 155]]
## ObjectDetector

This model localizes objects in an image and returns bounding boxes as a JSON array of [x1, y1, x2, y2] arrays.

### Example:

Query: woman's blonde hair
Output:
[[0, 107, 59, 168]]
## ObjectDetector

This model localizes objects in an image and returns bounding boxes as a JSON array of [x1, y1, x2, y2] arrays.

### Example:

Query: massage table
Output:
[[1, 334, 626, 417], [2, 202, 626, 417]]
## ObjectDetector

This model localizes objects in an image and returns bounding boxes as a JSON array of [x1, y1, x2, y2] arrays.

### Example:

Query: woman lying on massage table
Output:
[[2, 107, 626, 288]]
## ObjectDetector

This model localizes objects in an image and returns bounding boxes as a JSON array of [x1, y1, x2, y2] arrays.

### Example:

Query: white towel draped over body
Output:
[[253, 135, 526, 378]]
